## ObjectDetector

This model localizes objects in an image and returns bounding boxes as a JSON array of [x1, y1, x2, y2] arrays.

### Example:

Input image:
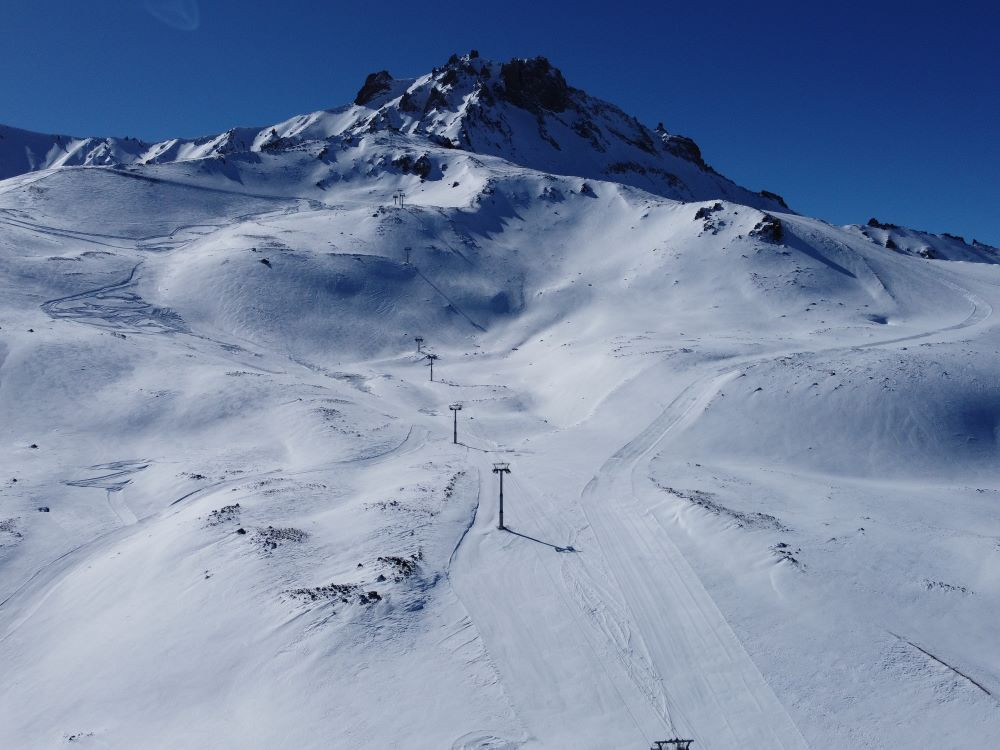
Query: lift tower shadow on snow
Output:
[[505, 527, 577, 553], [492, 462, 510, 530]]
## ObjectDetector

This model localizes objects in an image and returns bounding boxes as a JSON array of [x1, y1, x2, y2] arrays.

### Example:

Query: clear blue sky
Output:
[[3, 0, 997, 244]]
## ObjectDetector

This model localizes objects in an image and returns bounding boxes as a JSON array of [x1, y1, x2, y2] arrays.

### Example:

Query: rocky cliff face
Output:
[[330, 52, 787, 209], [0, 52, 788, 211]]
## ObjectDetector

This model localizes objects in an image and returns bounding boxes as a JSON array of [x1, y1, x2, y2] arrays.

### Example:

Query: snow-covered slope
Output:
[[2, 53, 1000, 750]]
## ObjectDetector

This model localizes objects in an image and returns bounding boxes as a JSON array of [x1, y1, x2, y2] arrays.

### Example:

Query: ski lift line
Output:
[[434, 382, 671, 740], [479, 455, 662, 745], [889, 631, 994, 698], [424, 352, 439, 381], [449, 402, 463, 444], [410, 267, 486, 332]]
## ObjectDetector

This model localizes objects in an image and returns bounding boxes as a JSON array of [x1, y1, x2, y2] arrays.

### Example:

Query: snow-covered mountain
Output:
[[2, 52, 999, 750], [0, 52, 787, 211], [846, 217, 1000, 263]]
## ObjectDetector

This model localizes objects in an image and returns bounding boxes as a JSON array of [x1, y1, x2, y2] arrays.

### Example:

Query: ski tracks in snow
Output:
[[448, 273, 994, 747], [561, 272, 995, 747], [579, 370, 810, 749]]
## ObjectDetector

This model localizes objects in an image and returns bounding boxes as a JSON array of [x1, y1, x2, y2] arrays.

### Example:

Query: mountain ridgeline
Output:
[[0, 52, 787, 210]]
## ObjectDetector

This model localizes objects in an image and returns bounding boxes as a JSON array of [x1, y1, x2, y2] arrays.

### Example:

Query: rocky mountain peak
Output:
[[354, 70, 393, 106], [497, 56, 571, 113]]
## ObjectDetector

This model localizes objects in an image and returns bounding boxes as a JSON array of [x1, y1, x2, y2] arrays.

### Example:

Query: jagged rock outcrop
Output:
[[497, 56, 571, 113], [354, 71, 393, 106], [0, 52, 794, 211]]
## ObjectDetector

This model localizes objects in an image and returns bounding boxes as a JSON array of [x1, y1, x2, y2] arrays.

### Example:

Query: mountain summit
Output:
[[0, 52, 786, 210], [338, 52, 787, 210]]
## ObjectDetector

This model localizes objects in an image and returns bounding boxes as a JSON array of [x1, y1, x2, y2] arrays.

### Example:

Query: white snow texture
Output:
[[1, 53, 998, 749]]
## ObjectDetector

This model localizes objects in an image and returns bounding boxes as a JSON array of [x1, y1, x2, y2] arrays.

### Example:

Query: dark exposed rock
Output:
[[696, 202, 726, 234], [605, 161, 682, 188], [424, 86, 448, 114], [259, 128, 289, 152], [354, 70, 393, 106], [254, 526, 308, 551], [391, 154, 412, 172], [750, 214, 784, 243], [391, 153, 433, 179], [656, 483, 787, 531], [695, 202, 724, 221], [759, 189, 789, 209], [867, 217, 899, 230], [885, 236, 898, 250], [660, 133, 707, 169], [919, 247, 937, 259], [428, 133, 459, 149], [378, 554, 420, 581], [398, 91, 417, 112], [499, 56, 571, 113], [608, 125, 656, 155], [206, 503, 240, 526], [943, 232, 967, 244], [571, 118, 605, 152], [412, 154, 432, 179], [290, 581, 358, 603]]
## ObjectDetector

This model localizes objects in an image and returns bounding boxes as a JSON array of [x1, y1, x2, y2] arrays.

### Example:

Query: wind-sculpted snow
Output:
[[2, 55, 1000, 750]]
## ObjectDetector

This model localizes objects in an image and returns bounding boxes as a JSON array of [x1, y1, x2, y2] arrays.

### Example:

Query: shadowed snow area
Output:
[[1, 52, 1000, 749]]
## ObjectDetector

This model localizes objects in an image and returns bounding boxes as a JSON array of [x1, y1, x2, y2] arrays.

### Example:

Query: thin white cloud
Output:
[[144, 0, 200, 31]]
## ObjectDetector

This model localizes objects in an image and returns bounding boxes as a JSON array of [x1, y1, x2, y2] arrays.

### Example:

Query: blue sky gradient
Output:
[[3, 0, 997, 243]]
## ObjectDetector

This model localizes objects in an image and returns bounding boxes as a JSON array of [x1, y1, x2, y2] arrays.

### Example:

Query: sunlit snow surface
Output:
[[1, 126, 999, 749]]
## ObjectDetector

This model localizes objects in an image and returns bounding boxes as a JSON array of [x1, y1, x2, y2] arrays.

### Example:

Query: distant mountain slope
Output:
[[845, 218, 1000, 263], [0, 123, 147, 177], [0, 52, 787, 211]]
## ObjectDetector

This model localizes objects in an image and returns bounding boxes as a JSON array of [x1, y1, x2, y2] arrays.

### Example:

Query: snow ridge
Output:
[[0, 52, 787, 210]]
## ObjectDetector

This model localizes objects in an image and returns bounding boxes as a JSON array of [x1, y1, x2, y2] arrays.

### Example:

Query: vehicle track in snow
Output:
[[64, 460, 149, 526], [568, 271, 994, 748], [449, 270, 994, 748], [41, 263, 189, 334], [579, 370, 810, 749], [450, 421, 671, 747]]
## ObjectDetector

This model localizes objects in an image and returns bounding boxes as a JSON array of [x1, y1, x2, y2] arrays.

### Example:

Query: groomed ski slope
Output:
[[1, 138, 999, 749]]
